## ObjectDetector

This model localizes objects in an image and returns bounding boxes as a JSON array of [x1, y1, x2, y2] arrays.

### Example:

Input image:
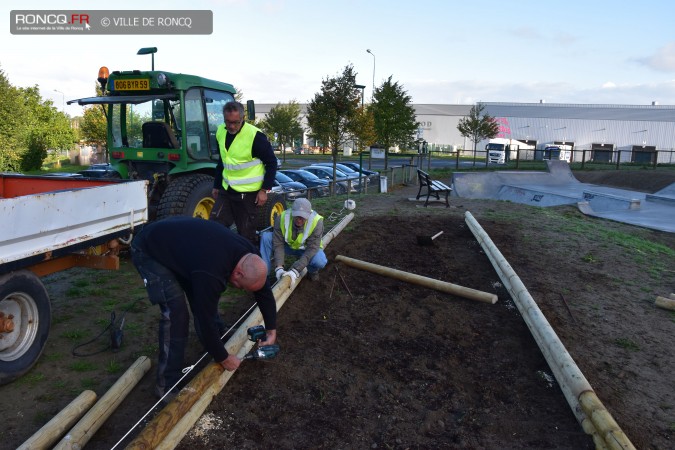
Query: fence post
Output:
[[515, 148, 520, 169], [581, 149, 586, 169], [615, 150, 621, 170]]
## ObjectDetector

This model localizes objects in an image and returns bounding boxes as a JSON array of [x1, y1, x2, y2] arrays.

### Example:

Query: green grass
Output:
[[17, 372, 45, 385], [65, 287, 84, 298], [105, 360, 124, 374], [73, 279, 90, 288], [581, 253, 597, 263], [61, 329, 88, 340], [80, 378, 99, 389], [614, 338, 640, 351], [43, 352, 65, 362], [69, 361, 97, 372]]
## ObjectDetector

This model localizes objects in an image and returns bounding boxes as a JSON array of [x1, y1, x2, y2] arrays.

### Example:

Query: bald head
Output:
[[229, 253, 268, 291]]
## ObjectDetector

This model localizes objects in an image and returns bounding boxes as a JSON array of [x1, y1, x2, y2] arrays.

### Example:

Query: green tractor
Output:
[[70, 51, 285, 227]]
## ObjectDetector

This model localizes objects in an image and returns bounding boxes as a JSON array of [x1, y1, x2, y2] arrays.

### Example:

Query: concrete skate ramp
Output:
[[451, 161, 675, 233]]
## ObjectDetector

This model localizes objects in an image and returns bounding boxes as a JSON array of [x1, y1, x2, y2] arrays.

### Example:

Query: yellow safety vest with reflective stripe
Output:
[[216, 122, 265, 192], [280, 210, 324, 250]]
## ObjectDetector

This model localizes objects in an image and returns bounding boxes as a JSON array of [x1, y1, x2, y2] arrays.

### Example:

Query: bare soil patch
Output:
[[1, 170, 674, 450]]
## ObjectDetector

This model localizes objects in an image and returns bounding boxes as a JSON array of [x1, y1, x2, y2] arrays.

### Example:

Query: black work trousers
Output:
[[209, 188, 259, 244], [130, 237, 224, 396]]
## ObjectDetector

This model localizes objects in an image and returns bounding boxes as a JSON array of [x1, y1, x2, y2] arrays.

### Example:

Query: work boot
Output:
[[308, 271, 320, 281]]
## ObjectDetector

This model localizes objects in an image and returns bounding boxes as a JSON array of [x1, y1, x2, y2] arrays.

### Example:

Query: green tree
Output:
[[18, 86, 75, 171], [258, 101, 303, 163], [0, 68, 28, 172], [371, 76, 418, 169], [351, 105, 376, 154], [306, 65, 361, 185], [0, 67, 74, 172], [457, 103, 499, 159], [80, 105, 107, 147]]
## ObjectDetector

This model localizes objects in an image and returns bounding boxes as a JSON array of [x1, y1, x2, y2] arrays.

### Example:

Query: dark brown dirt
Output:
[[1, 170, 674, 450]]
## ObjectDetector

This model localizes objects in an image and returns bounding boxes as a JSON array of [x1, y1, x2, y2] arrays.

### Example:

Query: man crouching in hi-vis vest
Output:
[[210, 101, 277, 244], [260, 198, 328, 285]]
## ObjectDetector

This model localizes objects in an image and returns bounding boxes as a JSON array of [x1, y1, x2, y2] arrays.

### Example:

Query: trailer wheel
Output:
[[156, 173, 215, 220], [0, 270, 51, 386], [256, 192, 286, 230]]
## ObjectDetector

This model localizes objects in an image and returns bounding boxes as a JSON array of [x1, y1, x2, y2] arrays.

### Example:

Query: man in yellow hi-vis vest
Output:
[[260, 198, 327, 285], [210, 101, 277, 243]]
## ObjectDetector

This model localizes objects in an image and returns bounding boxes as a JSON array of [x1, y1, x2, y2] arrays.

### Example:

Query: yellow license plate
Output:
[[114, 78, 150, 91]]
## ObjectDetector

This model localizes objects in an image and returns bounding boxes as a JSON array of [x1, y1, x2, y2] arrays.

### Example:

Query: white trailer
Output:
[[0, 175, 147, 385], [540, 144, 573, 162]]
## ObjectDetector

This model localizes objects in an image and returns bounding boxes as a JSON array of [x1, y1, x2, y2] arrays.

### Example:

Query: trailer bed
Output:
[[0, 174, 148, 271]]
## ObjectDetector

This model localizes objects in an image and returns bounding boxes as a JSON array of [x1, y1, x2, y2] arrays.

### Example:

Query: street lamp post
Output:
[[366, 49, 375, 99], [54, 89, 65, 112]]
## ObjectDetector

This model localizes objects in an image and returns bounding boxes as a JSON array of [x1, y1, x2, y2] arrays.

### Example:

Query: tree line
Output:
[[0, 67, 76, 172], [0, 62, 499, 174]]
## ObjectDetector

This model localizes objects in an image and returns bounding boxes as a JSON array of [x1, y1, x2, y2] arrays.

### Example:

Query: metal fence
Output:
[[419, 148, 675, 171]]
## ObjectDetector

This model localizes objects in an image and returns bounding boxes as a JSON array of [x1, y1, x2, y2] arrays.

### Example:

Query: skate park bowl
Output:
[[451, 160, 675, 233]]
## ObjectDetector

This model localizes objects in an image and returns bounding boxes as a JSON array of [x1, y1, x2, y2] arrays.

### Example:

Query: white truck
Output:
[[0, 174, 147, 385], [485, 138, 525, 164]]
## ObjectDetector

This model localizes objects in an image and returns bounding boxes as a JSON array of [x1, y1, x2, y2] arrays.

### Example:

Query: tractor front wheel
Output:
[[156, 174, 215, 220]]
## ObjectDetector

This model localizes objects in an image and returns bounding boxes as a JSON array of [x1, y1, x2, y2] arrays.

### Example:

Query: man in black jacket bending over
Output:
[[131, 217, 277, 399]]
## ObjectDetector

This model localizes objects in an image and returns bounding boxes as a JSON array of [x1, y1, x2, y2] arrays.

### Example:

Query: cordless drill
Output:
[[244, 325, 280, 360]]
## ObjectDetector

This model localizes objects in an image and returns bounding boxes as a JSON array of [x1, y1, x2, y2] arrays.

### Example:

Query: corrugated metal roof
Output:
[[484, 102, 675, 122], [413, 104, 472, 116]]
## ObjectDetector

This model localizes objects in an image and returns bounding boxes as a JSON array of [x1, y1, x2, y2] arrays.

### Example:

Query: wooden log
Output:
[[655, 295, 675, 311], [54, 356, 151, 450], [17, 390, 97, 450], [579, 391, 635, 450], [334, 254, 497, 304], [464, 211, 635, 450]]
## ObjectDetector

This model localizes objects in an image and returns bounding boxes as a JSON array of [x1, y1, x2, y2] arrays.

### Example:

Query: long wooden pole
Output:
[[126, 213, 355, 449], [54, 356, 151, 450], [334, 255, 497, 304], [655, 295, 675, 311], [17, 390, 97, 450], [464, 211, 635, 450]]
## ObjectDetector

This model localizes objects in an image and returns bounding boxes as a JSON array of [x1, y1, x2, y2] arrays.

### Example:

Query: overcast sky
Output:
[[4, 0, 675, 116]]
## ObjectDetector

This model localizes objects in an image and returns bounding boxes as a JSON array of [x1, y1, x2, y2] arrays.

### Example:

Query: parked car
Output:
[[338, 161, 379, 176], [77, 163, 121, 179], [279, 169, 331, 197], [311, 162, 371, 186], [299, 166, 357, 194], [272, 171, 307, 200]]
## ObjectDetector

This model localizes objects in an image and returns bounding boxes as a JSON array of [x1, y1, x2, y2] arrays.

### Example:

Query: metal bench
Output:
[[416, 169, 451, 207]]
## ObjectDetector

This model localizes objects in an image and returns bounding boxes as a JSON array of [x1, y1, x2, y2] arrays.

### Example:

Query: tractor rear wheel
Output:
[[256, 192, 286, 231]]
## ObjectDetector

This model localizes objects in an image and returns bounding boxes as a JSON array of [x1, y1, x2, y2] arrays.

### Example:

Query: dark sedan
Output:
[[279, 169, 331, 197], [299, 166, 357, 194], [77, 163, 121, 179], [337, 161, 379, 176], [273, 171, 307, 200]]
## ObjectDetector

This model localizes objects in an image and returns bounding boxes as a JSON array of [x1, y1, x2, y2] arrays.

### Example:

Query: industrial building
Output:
[[255, 102, 675, 164]]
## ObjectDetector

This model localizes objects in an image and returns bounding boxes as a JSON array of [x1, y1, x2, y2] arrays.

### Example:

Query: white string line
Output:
[[110, 301, 258, 449]]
